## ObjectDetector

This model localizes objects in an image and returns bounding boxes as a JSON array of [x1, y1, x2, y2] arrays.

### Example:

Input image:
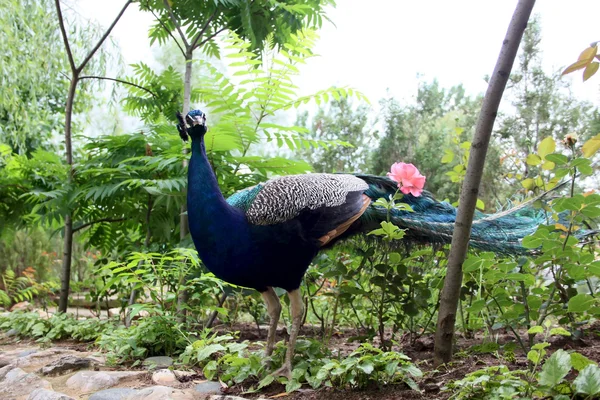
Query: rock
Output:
[[34, 309, 53, 319], [0, 363, 15, 379], [27, 388, 75, 400], [125, 386, 193, 400], [0, 367, 52, 397], [423, 383, 440, 393], [194, 381, 223, 394], [0, 347, 39, 366], [143, 356, 173, 369], [66, 370, 145, 392], [15, 348, 78, 368], [10, 301, 32, 311], [88, 388, 138, 400], [152, 369, 177, 385], [208, 396, 252, 400], [6, 328, 19, 336], [18, 349, 39, 357], [413, 336, 434, 351], [39, 355, 96, 376]]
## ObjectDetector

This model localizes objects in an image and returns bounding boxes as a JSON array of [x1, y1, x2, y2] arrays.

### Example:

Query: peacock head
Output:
[[176, 109, 207, 142]]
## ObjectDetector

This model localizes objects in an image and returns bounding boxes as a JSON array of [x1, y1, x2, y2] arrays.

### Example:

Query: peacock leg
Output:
[[273, 288, 304, 379], [261, 287, 281, 358]]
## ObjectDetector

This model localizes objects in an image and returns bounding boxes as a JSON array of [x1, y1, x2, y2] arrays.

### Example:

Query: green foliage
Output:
[[0, 269, 54, 308], [297, 97, 372, 173], [308, 343, 421, 390], [141, 0, 334, 56], [0, 312, 114, 342], [446, 349, 600, 399], [0, 0, 110, 154], [98, 315, 188, 364]]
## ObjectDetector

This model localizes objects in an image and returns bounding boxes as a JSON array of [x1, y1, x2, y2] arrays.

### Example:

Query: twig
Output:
[[72, 217, 126, 233], [190, 10, 217, 50], [162, 0, 189, 48], [77, 0, 133, 73], [198, 27, 227, 47], [79, 76, 159, 98], [54, 0, 76, 72], [146, 3, 186, 56]]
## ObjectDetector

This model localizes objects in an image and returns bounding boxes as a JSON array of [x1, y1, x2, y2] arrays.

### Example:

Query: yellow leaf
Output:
[[562, 59, 590, 75], [584, 62, 600, 81], [582, 134, 600, 158], [555, 223, 568, 232], [542, 161, 555, 170], [537, 137, 556, 159], [522, 178, 535, 190], [526, 154, 542, 166], [270, 393, 290, 398], [476, 198, 485, 211], [578, 45, 597, 62]]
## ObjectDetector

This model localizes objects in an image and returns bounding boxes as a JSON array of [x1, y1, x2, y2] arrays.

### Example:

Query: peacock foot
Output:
[[272, 362, 292, 380]]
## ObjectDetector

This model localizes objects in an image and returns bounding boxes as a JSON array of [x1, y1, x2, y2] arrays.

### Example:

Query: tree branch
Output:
[[147, 4, 186, 56], [54, 0, 76, 72], [79, 75, 158, 98], [162, 0, 189, 49], [72, 217, 126, 233], [198, 27, 227, 48], [77, 0, 132, 73], [190, 10, 217, 51]]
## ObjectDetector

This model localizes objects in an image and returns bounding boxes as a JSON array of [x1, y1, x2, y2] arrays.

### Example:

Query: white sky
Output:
[[76, 0, 600, 108]]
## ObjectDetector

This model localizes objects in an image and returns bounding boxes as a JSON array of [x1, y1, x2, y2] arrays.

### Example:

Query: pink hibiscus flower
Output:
[[387, 162, 426, 197]]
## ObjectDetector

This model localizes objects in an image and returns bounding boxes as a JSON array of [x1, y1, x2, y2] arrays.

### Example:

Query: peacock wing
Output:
[[229, 173, 371, 246]]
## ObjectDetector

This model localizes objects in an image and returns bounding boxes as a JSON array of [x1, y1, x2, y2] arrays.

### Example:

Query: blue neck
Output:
[[187, 137, 246, 265]]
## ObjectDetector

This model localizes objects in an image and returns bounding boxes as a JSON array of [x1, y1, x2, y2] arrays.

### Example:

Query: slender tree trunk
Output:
[[55, 0, 131, 313], [176, 51, 193, 323], [433, 0, 536, 365], [59, 76, 78, 313]]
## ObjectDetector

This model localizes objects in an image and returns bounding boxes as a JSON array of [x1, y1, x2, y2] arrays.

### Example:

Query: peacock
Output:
[[177, 109, 544, 377]]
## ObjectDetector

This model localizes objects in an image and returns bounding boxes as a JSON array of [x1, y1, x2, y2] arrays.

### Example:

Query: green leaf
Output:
[[195, 344, 225, 361], [528, 326, 544, 335], [526, 153, 542, 166], [545, 153, 569, 165], [285, 379, 302, 393], [568, 294, 595, 313], [549, 327, 571, 337], [571, 352, 596, 372], [539, 349, 571, 387], [521, 178, 536, 190], [574, 365, 600, 395], [357, 362, 374, 375], [538, 137, 556, 159], [528, 350, 541, 364]]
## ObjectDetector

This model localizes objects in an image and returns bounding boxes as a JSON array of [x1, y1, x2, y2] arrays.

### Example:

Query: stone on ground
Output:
[[143, 356, 173, 369], [39, 355, 96, 376], [88, 388, 138, 400], [15, 347, 78, 368], [66, 370, 145, 392], [0, 367, 52, 397], [194, 381, 223, 394], [152, 369, 177, 385], [27, 388, 75, 400], [126, 385, 193, 400]]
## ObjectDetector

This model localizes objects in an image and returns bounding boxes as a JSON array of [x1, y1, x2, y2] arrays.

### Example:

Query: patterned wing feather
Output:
[[243, 173, 368, 225]]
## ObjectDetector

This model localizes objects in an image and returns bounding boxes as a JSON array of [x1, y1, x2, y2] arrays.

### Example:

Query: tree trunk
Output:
[[58, 76, 78, 313], [177, 51, 194, 323], [433, 0, 536, 365]]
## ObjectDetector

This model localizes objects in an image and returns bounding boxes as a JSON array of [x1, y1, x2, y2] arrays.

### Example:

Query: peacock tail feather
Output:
[[355, 174, 545, 253]]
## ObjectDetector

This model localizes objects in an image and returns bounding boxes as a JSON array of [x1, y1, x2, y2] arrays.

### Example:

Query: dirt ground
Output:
[[2, 321, 600, 400]]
